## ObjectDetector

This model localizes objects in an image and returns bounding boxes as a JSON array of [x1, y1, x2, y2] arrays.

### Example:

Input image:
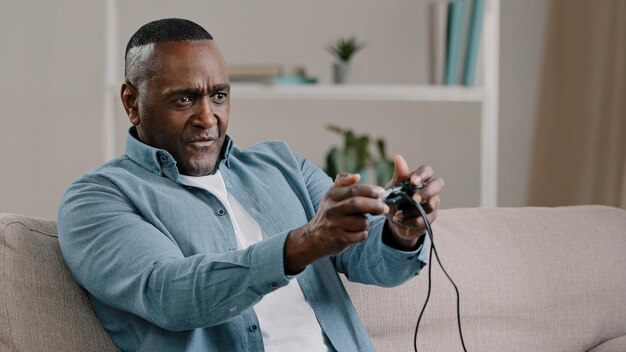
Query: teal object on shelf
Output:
[[444, 0, 465, 85], [272, 75, 318, 85], [463, 0, 485, 86]]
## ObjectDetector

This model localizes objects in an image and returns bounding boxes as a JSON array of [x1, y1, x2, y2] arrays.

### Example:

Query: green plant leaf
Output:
[[326, 36, 366, 62]]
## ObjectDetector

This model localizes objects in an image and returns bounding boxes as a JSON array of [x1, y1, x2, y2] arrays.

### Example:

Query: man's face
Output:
[[123, 40, 230, 176]]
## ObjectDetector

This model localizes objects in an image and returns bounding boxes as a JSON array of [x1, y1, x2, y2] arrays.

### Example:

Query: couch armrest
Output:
[[0, 213, 115, 352]]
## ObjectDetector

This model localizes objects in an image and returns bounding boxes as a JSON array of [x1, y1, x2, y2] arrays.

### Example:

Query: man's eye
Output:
[[211, 93, 227, 104], [177, 96, 192, 104]]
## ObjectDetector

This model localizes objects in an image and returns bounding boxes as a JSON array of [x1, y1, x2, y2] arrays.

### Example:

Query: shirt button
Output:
[[159, 155, 167, 162], [270, 282, 279, 289], [249, 324, 258, 332], [217, 208, 226, 216]]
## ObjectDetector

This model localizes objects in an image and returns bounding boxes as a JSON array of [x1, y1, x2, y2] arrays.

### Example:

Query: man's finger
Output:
[[414, 177, 445, 204], [327, 184, 385, 202], [334, 172, 360, 187], [410, 165, 434, 187], [428, 194, 441, 214], [396, 195, 439, 219], [333, 196, 388, 215]]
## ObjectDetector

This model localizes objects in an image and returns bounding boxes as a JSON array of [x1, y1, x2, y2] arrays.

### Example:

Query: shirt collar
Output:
[[124, 127, 234, 180]]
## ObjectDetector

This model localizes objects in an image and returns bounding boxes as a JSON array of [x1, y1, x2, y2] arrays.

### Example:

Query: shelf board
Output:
[[230, 83, 486, 102]]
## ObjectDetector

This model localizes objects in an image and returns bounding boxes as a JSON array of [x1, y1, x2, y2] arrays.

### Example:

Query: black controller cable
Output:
[[384, 183, 467, 352]]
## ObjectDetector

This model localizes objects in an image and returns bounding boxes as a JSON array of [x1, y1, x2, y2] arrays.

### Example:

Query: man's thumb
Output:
[[387, 155, 410, 187]]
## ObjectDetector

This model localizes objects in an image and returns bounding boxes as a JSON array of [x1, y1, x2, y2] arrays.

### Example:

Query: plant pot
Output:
[[333, 61, 350, 84]]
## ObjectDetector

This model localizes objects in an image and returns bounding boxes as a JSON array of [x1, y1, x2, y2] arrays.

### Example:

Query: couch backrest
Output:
[[0, 214, 115, 352], [344, 205, 626, 351]]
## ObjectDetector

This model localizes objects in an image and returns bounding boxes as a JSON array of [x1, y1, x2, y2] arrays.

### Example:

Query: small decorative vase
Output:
[[333, 61, 350, 84]]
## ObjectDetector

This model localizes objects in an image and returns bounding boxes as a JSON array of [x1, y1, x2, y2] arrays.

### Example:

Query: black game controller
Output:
[[382, 181, 426, 210]]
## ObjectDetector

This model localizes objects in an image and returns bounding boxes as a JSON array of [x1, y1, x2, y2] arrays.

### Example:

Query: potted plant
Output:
[[326, 36, 366, 84], [324, 125, 394, 186]]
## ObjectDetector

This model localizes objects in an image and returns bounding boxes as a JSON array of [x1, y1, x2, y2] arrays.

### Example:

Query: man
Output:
[[58, 18, 445, 351]]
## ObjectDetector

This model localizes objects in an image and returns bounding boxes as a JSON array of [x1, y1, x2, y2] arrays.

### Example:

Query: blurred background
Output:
[[1, 0, 624, 219]]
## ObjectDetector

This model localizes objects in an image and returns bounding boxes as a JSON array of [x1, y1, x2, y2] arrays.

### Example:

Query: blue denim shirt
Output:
[[58, 129, 429, 352]]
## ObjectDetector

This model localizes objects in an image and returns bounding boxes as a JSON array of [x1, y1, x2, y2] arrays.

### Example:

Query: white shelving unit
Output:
[[230, 0, 500, 207], [231, 84, 486, 102], [480, 0, 500, 207]]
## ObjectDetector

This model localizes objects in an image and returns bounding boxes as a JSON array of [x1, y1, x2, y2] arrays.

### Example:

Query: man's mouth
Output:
[[187, 136, 216, 148]]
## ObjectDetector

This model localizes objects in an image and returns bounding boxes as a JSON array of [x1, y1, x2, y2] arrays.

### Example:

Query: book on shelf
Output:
[[228, 65, 282, 83], [229, 65, 318, 85], [429, 1, 448, 85], [462, 0, 485, 86], [443, 0, 465, 85], [429, 0, 485, 86]]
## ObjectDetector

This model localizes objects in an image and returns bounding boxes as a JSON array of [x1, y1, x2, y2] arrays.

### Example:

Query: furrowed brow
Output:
[[212, 83, 230, 92], [162, 87, 203, 98], [162, 83, 230, 97]]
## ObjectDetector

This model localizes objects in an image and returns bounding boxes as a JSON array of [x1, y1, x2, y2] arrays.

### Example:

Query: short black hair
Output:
[[125, 18, 213, 60]]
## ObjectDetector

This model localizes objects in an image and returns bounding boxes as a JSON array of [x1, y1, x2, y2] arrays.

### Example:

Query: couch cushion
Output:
[[588, 335, 626, 352], [0, 213, 114, 352], [345, 205, 626, 352]]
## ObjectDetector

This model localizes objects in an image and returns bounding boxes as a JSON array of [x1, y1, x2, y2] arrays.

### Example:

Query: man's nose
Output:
[[191, 96, 217, 128]]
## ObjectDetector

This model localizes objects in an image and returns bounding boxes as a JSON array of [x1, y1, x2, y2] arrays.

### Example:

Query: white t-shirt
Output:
[[181, 171, 329, 352]]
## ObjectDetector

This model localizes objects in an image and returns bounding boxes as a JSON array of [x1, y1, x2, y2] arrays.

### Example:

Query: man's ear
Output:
[[121, 82, 140, 126]]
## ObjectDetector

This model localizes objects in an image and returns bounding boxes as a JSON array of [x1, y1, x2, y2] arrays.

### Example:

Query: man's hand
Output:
[[383, 155, 445, 251], [284, 173, 388, 274]]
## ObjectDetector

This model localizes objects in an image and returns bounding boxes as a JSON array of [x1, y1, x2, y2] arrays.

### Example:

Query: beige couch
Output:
[[1, 206, 625, 352]]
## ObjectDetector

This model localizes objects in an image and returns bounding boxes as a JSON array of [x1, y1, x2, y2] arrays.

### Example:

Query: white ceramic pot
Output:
[[332, 61, 350, 84]]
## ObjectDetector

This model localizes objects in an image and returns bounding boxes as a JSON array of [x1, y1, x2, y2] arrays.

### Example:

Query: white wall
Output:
[[498, 0, 548, 207], [0, 0, 105, 219], [0, 0, 548, 218]]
